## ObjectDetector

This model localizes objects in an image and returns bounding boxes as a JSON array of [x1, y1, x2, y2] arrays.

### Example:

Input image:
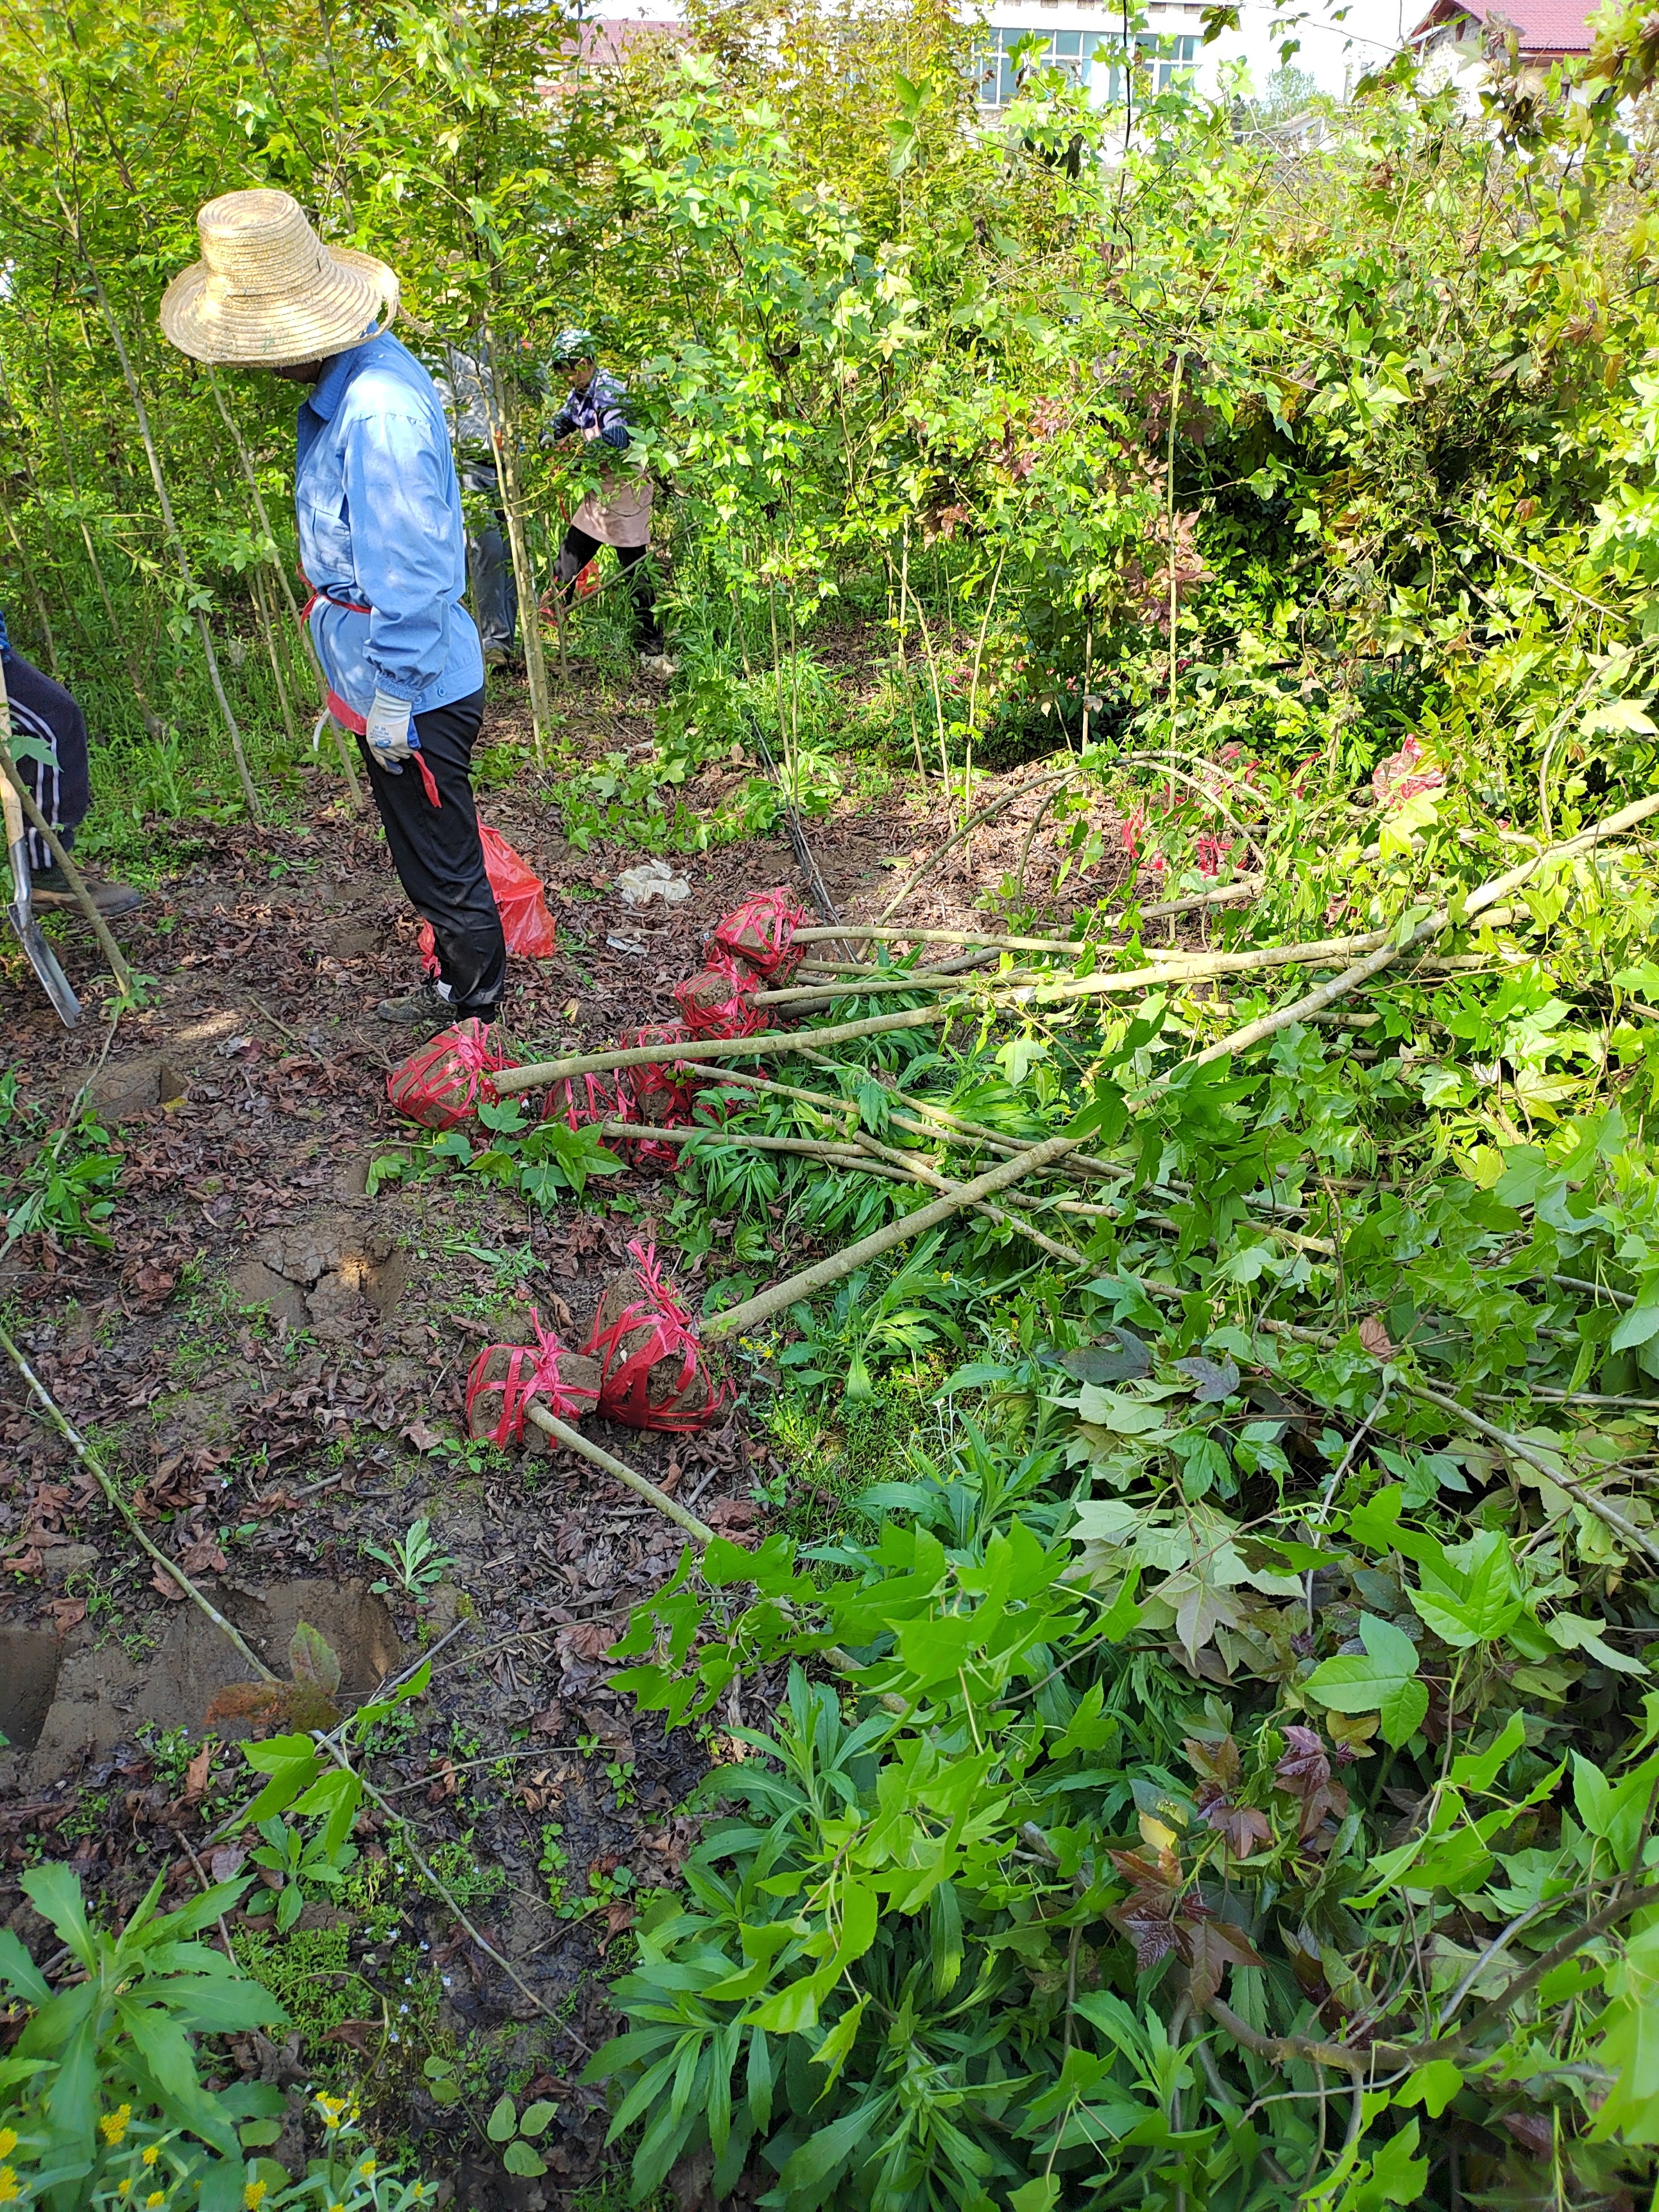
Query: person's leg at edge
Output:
[[460, 458, 517, 666], [617, 544, 663, 656], [555, 522, 603, 598], [358, 687, 505, 1024], [3, 652, 139, 917]]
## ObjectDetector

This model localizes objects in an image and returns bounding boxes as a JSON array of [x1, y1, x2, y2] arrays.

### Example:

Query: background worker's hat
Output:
[[160, 189, 398, 367]]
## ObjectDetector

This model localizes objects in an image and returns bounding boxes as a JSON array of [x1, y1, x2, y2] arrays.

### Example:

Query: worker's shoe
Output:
[[373, 981, 498, 1032], [29, 865, 143, 919], [639, 651, 678, 680]]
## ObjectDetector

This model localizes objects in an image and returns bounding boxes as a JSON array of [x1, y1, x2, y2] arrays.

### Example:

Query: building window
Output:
[[975, 26, 1196, 104], [1099, 32, 1197, 100], [976, 25, 1103, 104]]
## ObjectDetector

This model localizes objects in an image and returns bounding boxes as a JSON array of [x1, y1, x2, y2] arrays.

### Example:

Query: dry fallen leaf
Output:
[[47, 1596, 87, 1634], [403, 1419, 445, 1452], [184, 1741, 215, 1802], [151, 1563, 189, 1602], [210, 1843, 248, 1883], [1358, 1315, 1396, 1361]]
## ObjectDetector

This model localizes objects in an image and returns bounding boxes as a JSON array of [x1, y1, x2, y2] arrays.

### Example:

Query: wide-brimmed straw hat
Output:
[[160, 189, 398, 367]]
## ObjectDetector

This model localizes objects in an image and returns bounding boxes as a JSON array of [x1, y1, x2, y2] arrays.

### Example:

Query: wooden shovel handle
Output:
[[0, 657, 22, 860]]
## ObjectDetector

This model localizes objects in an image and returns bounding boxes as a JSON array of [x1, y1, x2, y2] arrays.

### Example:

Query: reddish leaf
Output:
[[151, 1563, 189, 1602], [1112, 1892, 1183, 1971], [1275, 1727, 1332, 1796], [1500, 2112, 1552, 2158], [178, 1536, 229, 1577], [403, 1419, 445, 1452], [47, 1596, 87, 1634], [1183, 1915, 1265, 2010], [1209, 1801, 1274, 1860], [1183, 1734, 1241, 1791], [184, 1742, 215, 1802], [1358, 1315, 1395, 1361]]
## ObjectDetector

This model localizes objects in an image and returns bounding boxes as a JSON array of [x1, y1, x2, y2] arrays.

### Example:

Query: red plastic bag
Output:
[[713, 886, 808, 982], [542, 1070, 635, 1134], [386, 1019, 515, 1131], [465, 1311, 601, 1448], [421, 822, 557, 975], [674, 952, 769, 1041], [584, 1240, 729, 1433]]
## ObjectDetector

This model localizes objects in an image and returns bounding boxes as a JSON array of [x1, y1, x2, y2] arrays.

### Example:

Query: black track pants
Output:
[[5, 652, 91, 872], [356, 686, 506, 1018], [556, 525, 662, 653]]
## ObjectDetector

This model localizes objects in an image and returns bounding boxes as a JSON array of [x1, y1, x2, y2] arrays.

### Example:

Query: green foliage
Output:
[[230, 1925, 378, 2050], [0, 1864, 286, 2210], [248, 1813, 361, 1935], [363, 1518, 454, 1605], [0, 1084, 122, 1253]]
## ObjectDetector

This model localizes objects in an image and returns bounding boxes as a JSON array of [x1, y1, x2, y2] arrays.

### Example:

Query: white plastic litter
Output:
[[617, 858, 691, 908]]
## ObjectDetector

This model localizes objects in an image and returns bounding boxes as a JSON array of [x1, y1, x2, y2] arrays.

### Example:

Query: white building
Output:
[[577, 1, 1213, 108]]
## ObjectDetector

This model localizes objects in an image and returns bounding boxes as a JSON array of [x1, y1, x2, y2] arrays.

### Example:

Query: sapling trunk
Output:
[[1137, 792, 1659, 1101], [483, 324, 552, 763], [78, 250, 262, 820], [0, 495, 62, 677], [250, 564, 302, 751], [700, 1133, 1080, 1342]]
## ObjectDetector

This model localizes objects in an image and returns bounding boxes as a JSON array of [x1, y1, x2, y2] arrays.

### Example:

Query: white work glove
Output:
[[365, 690, 418, 770]]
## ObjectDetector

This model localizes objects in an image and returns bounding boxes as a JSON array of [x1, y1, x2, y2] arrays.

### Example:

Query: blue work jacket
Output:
[[296, 333, 484, 721]]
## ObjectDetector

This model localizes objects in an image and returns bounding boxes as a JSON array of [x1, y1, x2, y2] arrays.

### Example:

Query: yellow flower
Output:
[[100, 2105, 134, 2146], [119, 2186, 133, 2201], [0, 2168, 20, 2205], [143, 2147, 160, 2167], [0, 2134, 15, 2161], [244, 2184, 269, 2210], [146, 2194, 166, 2209], [356, 2159, 376, 2178]]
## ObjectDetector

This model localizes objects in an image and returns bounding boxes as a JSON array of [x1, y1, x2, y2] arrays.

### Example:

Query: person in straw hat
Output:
[[160, 188, 504, 1031]]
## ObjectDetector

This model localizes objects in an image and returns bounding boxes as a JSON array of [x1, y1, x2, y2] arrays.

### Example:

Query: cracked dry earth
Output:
[[0, 676, 1133, 2201]]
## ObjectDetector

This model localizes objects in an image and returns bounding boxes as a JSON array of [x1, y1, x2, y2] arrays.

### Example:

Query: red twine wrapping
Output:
[[674, 951, 769, 1041], [584, 1240, 729, 1434], [465, 1311, 601, 1446], [386, 1019, 514, 1132], [542, 1070, 636, 1133], [713, 886, 807, 981]]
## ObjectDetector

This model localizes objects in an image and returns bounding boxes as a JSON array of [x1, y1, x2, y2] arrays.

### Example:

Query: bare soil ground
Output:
[[0, 669, 1147, 2202]]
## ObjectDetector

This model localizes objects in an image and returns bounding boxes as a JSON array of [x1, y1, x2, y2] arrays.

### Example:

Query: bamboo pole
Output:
[[1135, 792, 1659, 1102], [793, 925, 1103, 954], [0, 1315, 275, 1680], [528, 1407, 717, 1542], [71, 235, 262, 822], [700, 1134, 1079, 1342], [598, 1120, 1087, 1267], [482, 325, 552, 763]]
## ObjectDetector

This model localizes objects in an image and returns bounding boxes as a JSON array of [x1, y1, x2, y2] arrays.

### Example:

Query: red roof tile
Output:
[[1409, 0, 1596, 50]]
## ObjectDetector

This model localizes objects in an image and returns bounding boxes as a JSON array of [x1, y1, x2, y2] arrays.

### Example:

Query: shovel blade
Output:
[[7, 902, 80, 1028]]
